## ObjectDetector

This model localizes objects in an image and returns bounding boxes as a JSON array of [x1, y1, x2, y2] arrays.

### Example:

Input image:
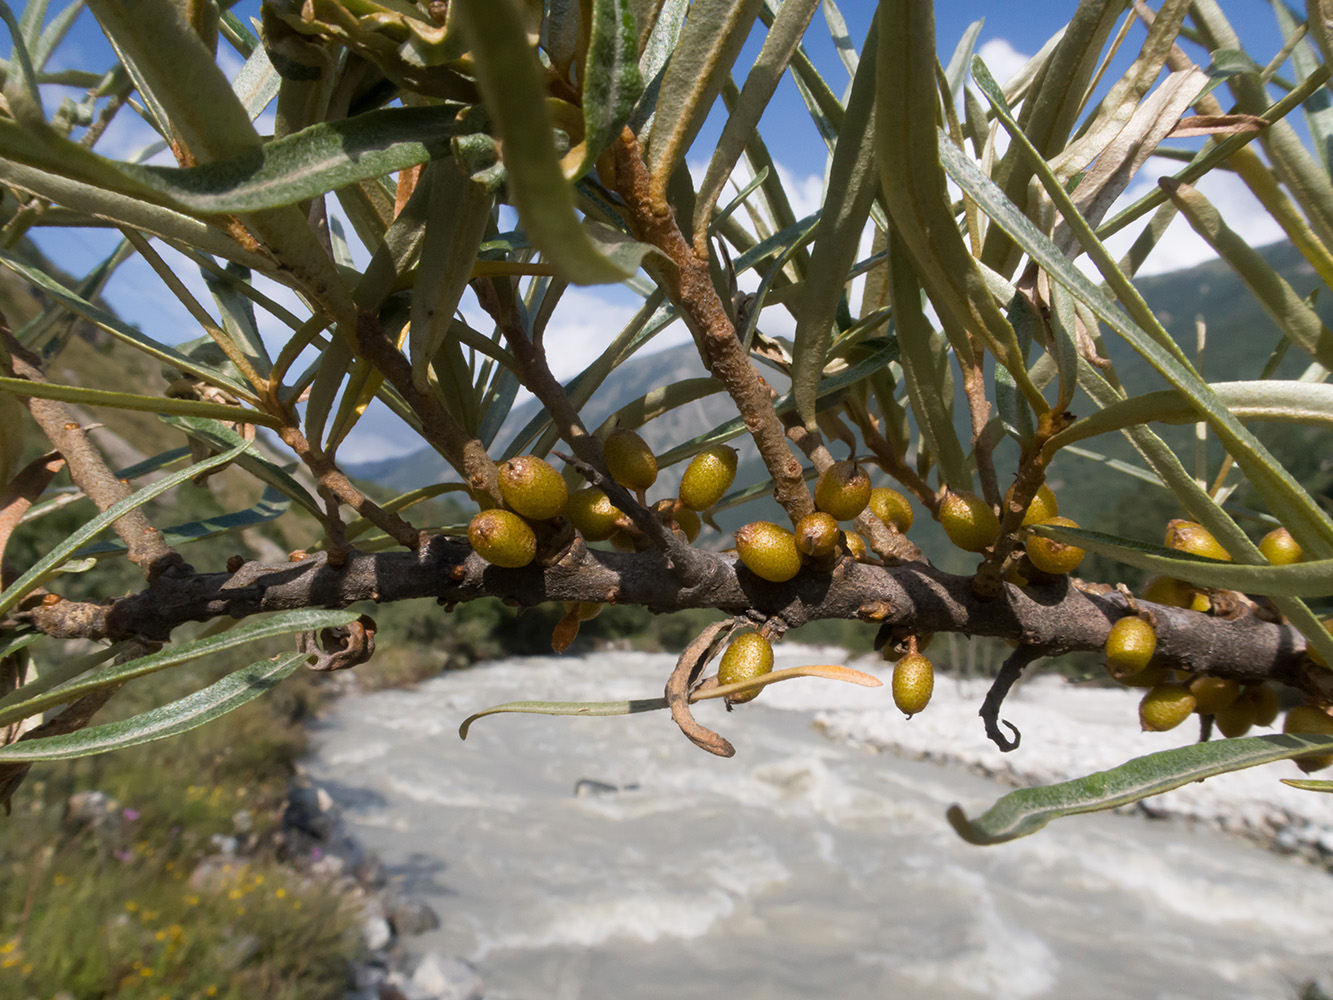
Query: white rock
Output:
[[410, 953, 484, 1000], [361, 914, 393, 951]]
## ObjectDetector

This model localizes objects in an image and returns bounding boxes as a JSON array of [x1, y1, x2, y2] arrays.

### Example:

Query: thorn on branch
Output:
[[979, 644, 1044, 752]]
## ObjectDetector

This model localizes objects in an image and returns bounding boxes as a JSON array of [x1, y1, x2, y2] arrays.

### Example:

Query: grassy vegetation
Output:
[[0, 653, 356, 1000]]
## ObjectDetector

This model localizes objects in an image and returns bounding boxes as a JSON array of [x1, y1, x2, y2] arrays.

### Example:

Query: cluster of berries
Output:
[[1103, 518, 1333, 770]]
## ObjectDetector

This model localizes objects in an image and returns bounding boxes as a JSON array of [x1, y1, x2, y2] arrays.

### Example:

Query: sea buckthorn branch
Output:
[[275, 420, 423, 552], [972, 409, 1077, 599], [611, 129, 815, 526], [469, 276, 607, 473], [350, 308, 502, 508], [0, 328, 182, 582], [15, 541, 1324, 702]]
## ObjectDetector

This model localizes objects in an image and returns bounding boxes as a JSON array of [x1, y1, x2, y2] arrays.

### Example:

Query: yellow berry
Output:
[[498, 455, 568, 520], [1214, 700, 1255, 738], [467, 509, 537, 568], [1259, 526, 1303, 566], [1241, 683, 1281, 727], [939, 491, 1000, 553], [562, 601, 603, 621], [1104, 616, 1157, 682], [717, 631, 774, 704], [892, 653, 934, 718], [868, 486, 913, 532], [673, 505, 701, 542], [1025, 516, 1085, 575], [566, 487, 622, 541], [813, 460, 872, 521], [1005, 482, 1058, 526], [678, 446, 738, 511], [1188, 675, 1240, 716], [843, 531, 868, 560], [735, 521, 802, 583], [603, 429, 657, 491], [1119, 665, 1169, 689], [1308, 617, 1333, 668], [1139, 684, 1197, 732], [1283, 705, 1333, 772], [1141, 575, 1205, 611], [1164, 519, 1231, 561], [794, 512, 840, 558]]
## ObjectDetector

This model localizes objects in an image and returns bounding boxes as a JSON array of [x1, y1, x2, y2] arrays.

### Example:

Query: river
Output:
[[306, 647, 1333, 1000]]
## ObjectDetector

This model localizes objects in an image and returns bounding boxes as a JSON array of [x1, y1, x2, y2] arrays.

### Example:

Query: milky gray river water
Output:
[[306, 649, 1333, 1000]]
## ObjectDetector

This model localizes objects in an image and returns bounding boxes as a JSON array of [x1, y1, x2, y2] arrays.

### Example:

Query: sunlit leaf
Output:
[[948, 734, 1333, 845]]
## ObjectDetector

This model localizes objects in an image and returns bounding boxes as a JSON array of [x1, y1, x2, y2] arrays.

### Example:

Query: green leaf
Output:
[[457, 0, 655, 284], [569, 0, 643, 180], [655, 339, 898, 468], [0, 608, 359, 731], [0, 444, 247, 619], [1051, 380, 1333, 450], [0, 249, 257, 401], [1279, 778, 1333, 793], [409, 161, 495, 388], [948, 734, 1333, 845], [955, 68, 1333, 560], [0, 105, 464, 217], [887, 230, 970, 490], [691, 0, 819, 240], [1160, 179, 1333, 372], [0, 376, 282, 427], [792, 14, 879, 430], [0, 651, 310, 762], [161, 416, 323, 519], [644, 0, 766, 196], [1030, 523, 1333, 599], [74, 486, 290, 557]]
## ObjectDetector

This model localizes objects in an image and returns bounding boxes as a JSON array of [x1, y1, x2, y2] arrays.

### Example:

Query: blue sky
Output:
[[7, 2, 1304, 460]]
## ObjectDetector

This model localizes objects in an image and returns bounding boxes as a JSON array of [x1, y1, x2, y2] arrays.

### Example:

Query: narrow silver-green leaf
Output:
[[887, 231, 970, 490], [948, 734, 1333, 845], [162, 416, 323, 518], [0, 249, 256, 400], [0, 444, 246, 619], [0, 376, 281, 427], [644, 0, 766, 194], [458, 0, 654, 284], [691, 0, 819, 241], [1161, 178, 1333, 372], [75, 486, 291, 557], [792, 15, 879, 430], [1051, 380, 1333, 450], [949, 75, 1333, 559], [0, 651, 309, 761], [570, 0, 644, 180], [0, 608, 359, 731]]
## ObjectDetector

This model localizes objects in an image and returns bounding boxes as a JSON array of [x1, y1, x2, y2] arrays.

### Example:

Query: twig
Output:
[[1, 328, 181, 581], [612, 129, 814, 525], [351, 308, 501, 507], [277, 423, 423, 551], [554, 450, 711, 585], [979, 645, 1044, 751]]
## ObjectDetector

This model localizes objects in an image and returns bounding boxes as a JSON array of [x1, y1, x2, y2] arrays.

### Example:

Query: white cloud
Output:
[[1096, 160, 1286, 277], [973, 38, 1030, 88]]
